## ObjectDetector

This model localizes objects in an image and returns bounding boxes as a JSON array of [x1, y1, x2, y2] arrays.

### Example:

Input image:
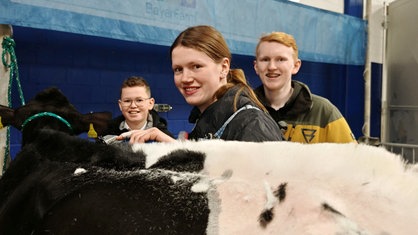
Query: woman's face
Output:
[[171, 46, 229, 112]]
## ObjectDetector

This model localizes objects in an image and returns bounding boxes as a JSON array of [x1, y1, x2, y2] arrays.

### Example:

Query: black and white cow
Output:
[[0, 87, 209, 234], [1, 88, 418, 234]]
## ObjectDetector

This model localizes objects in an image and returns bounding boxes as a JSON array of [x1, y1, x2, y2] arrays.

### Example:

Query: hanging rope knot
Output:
[[2, 36, 16, 48], [2, 36, 17, 68]]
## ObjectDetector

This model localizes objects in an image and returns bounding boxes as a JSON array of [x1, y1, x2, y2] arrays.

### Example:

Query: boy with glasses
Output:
[[101, 76, 173, 144]]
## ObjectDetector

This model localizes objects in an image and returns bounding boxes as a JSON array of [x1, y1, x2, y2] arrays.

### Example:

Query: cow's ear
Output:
[[0, 105, 16, 128], [76, 112, 113, 137]]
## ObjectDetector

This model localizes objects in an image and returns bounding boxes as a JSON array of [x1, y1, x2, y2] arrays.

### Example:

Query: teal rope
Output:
[[2, 36, 25, 174], [21, 112, 73, 133], [2, 36, 25, 106]]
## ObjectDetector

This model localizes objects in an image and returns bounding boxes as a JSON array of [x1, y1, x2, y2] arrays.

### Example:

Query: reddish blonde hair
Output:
[[255, 32, 299, 61]]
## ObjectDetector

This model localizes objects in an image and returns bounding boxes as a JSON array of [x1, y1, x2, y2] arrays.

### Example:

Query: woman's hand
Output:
[[116, 127, 176, 144]]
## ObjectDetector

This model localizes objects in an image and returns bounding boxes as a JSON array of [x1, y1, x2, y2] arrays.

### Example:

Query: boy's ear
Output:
[[292, 59, 302, 74]]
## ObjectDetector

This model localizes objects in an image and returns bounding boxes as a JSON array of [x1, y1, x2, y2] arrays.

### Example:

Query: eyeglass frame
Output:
[[118, 97, 152, 107]]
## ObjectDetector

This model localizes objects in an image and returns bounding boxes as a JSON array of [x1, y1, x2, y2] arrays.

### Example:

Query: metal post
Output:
[[0, 24, 13, 175], [380, 2, 389, 143], [362, 0, 372, 142]]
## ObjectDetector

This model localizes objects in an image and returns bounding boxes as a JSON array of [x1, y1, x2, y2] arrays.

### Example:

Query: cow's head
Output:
[[0, 87, 112, 146]]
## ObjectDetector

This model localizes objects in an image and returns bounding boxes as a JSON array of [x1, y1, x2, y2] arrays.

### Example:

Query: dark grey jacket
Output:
[[188, 86, 283, 142]]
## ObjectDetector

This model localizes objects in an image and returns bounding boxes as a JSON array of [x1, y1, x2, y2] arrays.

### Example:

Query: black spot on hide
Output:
[[274, 182, 287, 202], [259, 209, 274, 228], [149, 149, 206, 172], [258, 182, 288, 228], [322, 202, 344, 216]]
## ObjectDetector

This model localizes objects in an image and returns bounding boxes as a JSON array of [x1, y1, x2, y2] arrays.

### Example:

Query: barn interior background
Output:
[[0, 0, 417, 169]]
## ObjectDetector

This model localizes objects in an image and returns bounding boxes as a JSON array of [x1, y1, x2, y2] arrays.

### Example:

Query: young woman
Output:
[[123, 25, 282, 143]]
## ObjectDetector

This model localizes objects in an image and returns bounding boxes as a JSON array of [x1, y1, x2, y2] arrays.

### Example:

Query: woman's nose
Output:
[[180, 69, 193, 83]]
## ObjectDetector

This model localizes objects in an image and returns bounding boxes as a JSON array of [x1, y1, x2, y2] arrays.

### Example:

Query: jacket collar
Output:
[[255, 80, 313, 117]]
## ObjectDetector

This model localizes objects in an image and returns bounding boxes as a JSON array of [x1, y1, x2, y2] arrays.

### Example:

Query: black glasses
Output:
[[119, 98, 151, 107]]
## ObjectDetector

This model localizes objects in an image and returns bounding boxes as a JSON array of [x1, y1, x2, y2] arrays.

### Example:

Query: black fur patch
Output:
[[32, 129, 146, 170], [149, 149, 206, 172]]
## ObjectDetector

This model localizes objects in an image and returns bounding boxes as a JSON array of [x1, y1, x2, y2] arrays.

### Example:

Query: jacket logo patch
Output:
[[302, 129, 316, 143]]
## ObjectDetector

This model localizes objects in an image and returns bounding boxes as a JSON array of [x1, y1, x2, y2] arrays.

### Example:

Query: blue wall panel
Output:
[[0, 0, 366, 65]]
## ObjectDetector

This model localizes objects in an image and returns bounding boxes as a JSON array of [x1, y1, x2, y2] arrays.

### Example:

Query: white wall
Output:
[[368, 0, 396, 64], [289, 0, 344, 13]]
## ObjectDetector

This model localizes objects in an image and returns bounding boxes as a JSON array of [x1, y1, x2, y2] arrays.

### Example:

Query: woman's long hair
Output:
[[170, 25, 266, 112]]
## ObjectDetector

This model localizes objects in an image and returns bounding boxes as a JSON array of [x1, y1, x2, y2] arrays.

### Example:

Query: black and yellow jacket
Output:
[[254, 81, 356, 144]]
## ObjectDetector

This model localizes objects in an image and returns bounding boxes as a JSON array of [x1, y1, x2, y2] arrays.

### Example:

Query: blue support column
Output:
[[344, 0, 363, 18]]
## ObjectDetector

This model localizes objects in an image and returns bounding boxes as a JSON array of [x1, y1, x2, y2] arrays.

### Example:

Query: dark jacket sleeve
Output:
[[150, 110, 175, 138], [222, 109, 283, 142], [102, 115, 126, 136]]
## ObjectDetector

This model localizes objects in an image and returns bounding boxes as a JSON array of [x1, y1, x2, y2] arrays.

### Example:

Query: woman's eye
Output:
[[173, 67, 182, 73]]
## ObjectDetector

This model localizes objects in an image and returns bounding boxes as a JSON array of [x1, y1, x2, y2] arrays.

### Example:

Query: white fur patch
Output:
[[73, 168, 87, 176], [132, 140, 418, 234]]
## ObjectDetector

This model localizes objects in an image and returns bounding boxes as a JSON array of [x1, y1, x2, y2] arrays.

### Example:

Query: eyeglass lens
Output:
[[121, 98, 149, 107]]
